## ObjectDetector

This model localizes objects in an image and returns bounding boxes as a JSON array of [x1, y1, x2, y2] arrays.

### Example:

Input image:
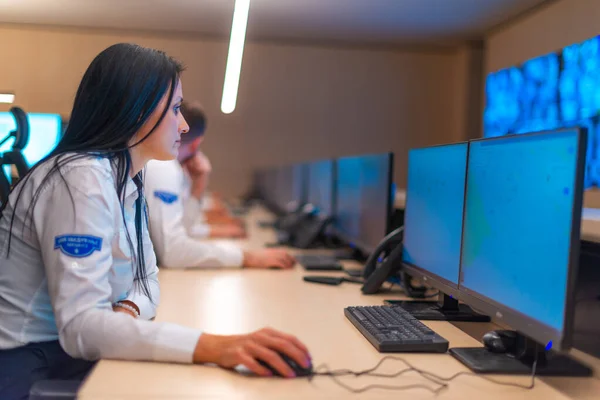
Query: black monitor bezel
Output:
[[332, 152, 394, 256], [401, 141, 470, 300], [257, 168, 284, 215], [455, 127, 586, 352]]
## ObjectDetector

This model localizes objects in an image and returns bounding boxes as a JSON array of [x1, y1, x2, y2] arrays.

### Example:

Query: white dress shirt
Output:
[[0, 155, 202, 363], [144, 160, 244, 269]]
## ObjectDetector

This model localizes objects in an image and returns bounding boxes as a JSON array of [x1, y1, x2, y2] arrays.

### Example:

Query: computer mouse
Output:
[[482, 330, 517, 353], [257, 352, 313, 377]]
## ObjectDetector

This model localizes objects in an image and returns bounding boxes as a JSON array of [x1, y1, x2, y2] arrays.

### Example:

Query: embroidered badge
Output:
[[54, 235, 103, 258], [154, 191, 178, 204]]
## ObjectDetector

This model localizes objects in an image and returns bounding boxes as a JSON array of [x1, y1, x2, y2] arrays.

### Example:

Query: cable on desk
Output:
[[308, 354, 537, 394], [418, 355, 537, 390], [311, 362, 446, 395]]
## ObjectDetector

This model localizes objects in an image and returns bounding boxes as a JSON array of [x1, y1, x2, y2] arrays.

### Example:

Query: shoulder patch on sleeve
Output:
[[154, 191, 178, 204], [54, 235, 103, 258]]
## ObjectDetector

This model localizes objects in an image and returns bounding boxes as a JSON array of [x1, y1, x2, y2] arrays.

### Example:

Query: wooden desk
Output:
[[79, 207, 600, 400]]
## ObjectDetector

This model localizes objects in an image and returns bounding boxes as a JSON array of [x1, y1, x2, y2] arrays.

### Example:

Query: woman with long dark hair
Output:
[[0, 43, 311, 399]]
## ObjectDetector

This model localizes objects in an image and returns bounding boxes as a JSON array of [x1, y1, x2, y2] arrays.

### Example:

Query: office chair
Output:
[[0, 168, 10, 204], [0, 106, 31, 179]]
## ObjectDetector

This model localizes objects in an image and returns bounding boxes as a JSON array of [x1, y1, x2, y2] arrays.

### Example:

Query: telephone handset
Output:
[[290, 214, 333, 248], [362, 226, 404, 280], [360, 226, 404, 294], [277, 203, 314, 232], [361, 226, 427, 296]]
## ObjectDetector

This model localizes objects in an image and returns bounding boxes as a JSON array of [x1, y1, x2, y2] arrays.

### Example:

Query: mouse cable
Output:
[[311, 364, 446, 395], [310, 356, 448, 395], [309, 354, 537, 394], [417, 352, 537, 390]]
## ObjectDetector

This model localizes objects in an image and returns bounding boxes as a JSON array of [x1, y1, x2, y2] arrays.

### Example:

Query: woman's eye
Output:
[[174, 106, 181, 114]]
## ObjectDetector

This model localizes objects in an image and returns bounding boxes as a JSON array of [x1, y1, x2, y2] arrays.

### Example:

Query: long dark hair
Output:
[[1, 43, 185, 301]]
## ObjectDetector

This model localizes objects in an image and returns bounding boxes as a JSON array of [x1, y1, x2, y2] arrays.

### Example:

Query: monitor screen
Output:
[[0, 112, 62, 167], [334, 153, 393, 254], [307, 160, 335, 217], [292, 164, 307, 206], [402, 143, 468, 287], [255, 169, 269, 200], [273, 164, 306, 212], [460, 129, 584, 348], [256, 168, 279, 211]]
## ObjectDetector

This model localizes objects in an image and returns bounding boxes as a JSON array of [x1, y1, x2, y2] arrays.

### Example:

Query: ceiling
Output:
[[0, 0, 550, 46]]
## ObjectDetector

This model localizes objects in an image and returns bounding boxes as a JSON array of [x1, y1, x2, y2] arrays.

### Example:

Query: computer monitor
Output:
[[273, 164, 307, 214], [451, 128, 590, 375], [259, 168, 280, 213], [254, 169, 268, 200], [402, 143, 468, 292], [0, 112, 62, 167], [333, 152, 393, 255], [306, 160, 335, 218], [395, 143, 487, 321]]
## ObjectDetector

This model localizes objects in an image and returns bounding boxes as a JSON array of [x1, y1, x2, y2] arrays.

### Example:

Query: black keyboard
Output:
[[345, 306, 449, 353]]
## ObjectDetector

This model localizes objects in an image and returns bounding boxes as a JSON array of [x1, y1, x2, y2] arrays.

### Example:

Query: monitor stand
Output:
[[449, 331, 593, 376], [384, 293, 491, 322]]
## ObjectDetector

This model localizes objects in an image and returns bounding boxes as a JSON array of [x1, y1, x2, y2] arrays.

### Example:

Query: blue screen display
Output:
[[307, 160, 334, 217], [292, 164, 307, 205], [0, 112, 62, 166], [335, 153, 392, 253], [485, 35, 600, 188], [402, 143, 468, 285], [274, 164, 306, 210], [460, 130, 581, 332]]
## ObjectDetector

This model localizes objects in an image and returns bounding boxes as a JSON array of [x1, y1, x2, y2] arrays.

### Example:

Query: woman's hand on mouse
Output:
[[242, 249, 296, 269], [193, 327, 311, 378]]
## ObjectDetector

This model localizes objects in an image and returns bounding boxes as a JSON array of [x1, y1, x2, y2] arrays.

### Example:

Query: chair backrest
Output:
[[0, 157, 10, 205], [2, 150, 29, 178], [9, 106, 30, 151], [0, 107, 31, 187]]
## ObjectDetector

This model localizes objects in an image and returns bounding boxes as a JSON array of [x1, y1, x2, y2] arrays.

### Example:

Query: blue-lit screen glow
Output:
[[0, 113, 62, 167], [274, 164, 306, 211], [460, 130, 581, 333], [334, 153, 392, 253], [402, 143, 468, 285], [307, 160, 334, 217], [485, 35, 600, 188]]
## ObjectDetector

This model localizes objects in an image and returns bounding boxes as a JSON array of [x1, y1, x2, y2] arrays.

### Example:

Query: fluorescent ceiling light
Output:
[[221, 0, 250, 114], [0, 93, 15, 104]]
